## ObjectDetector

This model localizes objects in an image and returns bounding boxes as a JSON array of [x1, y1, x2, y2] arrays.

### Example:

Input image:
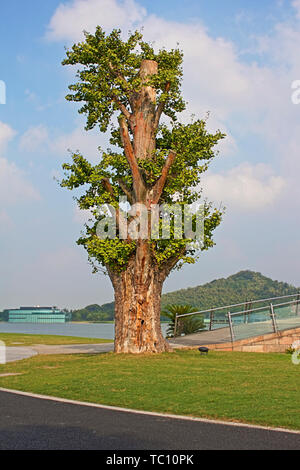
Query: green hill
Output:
[[161, 270, 298, 311], [71, 303, 115, 322], [71, 271, 299, 321]]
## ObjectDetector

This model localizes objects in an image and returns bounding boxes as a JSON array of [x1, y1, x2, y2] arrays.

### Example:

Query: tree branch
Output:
[[154, 82, 170, 128], [108, 62, 128, 91], [110, 93, 131, 120], [108, 62, 136, 115], [159, 246, 186, 282], [118, 178, 134, 204], [101, 178, 115, 199], [101, 178, 132, 241], [119, 116, 145, 201], [152, 150, 176, 203]]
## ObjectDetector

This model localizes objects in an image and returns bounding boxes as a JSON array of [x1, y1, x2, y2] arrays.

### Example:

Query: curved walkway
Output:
[[5, 343, 114, 363], [5, 347, 38, 363], [169, 327, 231, 347]]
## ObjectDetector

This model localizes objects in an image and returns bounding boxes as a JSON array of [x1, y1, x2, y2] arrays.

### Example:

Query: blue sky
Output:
[[1, 0, 300, 310]]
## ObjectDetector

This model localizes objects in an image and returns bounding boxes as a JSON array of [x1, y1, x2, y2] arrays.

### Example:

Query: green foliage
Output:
[[285, 347, 295, 355], [62, 28, 185, 131], [162, 304, 205, 337], [72, 303, 115, 322], [156, 119, 224, 204], [61, 27, 225, 274]]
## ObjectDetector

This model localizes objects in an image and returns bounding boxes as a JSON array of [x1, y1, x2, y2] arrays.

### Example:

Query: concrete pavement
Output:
[[170, 327, 232, 347], [5, 347, 38, 363], [4, 342, 114, 363]]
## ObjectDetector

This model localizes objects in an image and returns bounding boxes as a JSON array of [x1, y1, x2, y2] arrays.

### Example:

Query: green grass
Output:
[[0, 332, 112, 346], [0, 349, 299, 430]]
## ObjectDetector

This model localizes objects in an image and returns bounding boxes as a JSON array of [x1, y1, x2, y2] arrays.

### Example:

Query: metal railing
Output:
[[174, 293, 300, 340]]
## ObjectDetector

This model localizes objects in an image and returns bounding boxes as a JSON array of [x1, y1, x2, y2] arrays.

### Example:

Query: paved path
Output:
[[0, 389, 299, 450], [30, 342, 115, 355], [5, 347, 38, 363], [170, 327, 232, 347], [5, 343, 114, 363]]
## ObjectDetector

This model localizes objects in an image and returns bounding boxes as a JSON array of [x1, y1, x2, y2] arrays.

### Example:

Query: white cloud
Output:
[[19, 125, 49, 152], [17, 123, 109, 163], [202, 163, 286, 210], [0, 122, 39, 207], [46, 0, 146, 42], [0, 157, 40, 205], [51, 126, 105, 162], [143, 17, 251, 114], [0, 122, 16, 154], [293, 0, 300, 19], [45, 0, 300, 214]]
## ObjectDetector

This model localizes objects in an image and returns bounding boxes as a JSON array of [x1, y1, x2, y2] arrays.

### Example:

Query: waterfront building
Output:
[[8, 307, 71, 323]]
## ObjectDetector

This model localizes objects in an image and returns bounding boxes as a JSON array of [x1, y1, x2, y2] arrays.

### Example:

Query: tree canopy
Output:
[[60, 28, 225, 277]]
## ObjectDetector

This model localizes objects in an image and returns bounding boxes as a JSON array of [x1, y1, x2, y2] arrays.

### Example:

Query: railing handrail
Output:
[[175, 292, 300, 319], [230, 298, 299, 317]]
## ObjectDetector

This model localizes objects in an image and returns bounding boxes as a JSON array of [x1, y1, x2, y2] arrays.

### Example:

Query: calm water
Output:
[[0, 322, 169, 340]]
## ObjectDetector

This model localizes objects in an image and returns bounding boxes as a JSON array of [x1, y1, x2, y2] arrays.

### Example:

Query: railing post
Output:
[[296, 293, 300, 316], [270, 303, 278, 333], [244, 301, 248, 323], [228, 312, 234, 342], [248, 300, 252, 324], [174, 315, 178, 338], [209, 310, 214, 331]]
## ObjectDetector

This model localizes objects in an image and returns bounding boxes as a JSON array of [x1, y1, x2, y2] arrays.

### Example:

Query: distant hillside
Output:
[[71, 303, 115, 322], [161, 270, 298, 311], [71, 271, 299, 321]]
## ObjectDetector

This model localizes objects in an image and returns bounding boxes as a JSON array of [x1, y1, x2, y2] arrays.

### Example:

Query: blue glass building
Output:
[[8, 307, 71, 323]]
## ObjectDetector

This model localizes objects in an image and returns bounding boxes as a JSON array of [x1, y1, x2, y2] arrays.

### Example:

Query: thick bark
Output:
[[132, 60, 158, 160], [109, 241, 171, 354]]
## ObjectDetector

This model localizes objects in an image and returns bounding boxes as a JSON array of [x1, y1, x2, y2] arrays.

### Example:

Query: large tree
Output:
[[61, 28, 225, 354]]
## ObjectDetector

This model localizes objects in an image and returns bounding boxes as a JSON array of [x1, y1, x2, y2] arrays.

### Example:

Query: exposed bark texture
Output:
[[109, 242, 171, 354], [107, 59, 179, 354], [132, 60, 158, 161]]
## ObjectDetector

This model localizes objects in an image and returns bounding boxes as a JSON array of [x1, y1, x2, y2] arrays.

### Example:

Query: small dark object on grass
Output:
[[198, 347, 209, 355]]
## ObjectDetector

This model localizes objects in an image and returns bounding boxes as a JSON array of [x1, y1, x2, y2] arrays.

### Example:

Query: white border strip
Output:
[[1, 387, 300, 435]]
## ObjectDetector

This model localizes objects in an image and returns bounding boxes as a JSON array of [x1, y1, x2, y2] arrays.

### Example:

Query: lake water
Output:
[[0, 322, 169, 340]]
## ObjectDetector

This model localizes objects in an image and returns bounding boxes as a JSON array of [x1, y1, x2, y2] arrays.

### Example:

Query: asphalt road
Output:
[[0, 390, 300, 450]]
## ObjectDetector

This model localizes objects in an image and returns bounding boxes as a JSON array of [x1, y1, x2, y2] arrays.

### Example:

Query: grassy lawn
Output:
[[0, 333, 112, 347], [0, 349, 299, 430]]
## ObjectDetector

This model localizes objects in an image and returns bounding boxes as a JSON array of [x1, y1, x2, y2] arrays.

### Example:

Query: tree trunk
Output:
[[109, 59, 174, 354], [110, 241, 171, 354], [132, 59, 158, 160]]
